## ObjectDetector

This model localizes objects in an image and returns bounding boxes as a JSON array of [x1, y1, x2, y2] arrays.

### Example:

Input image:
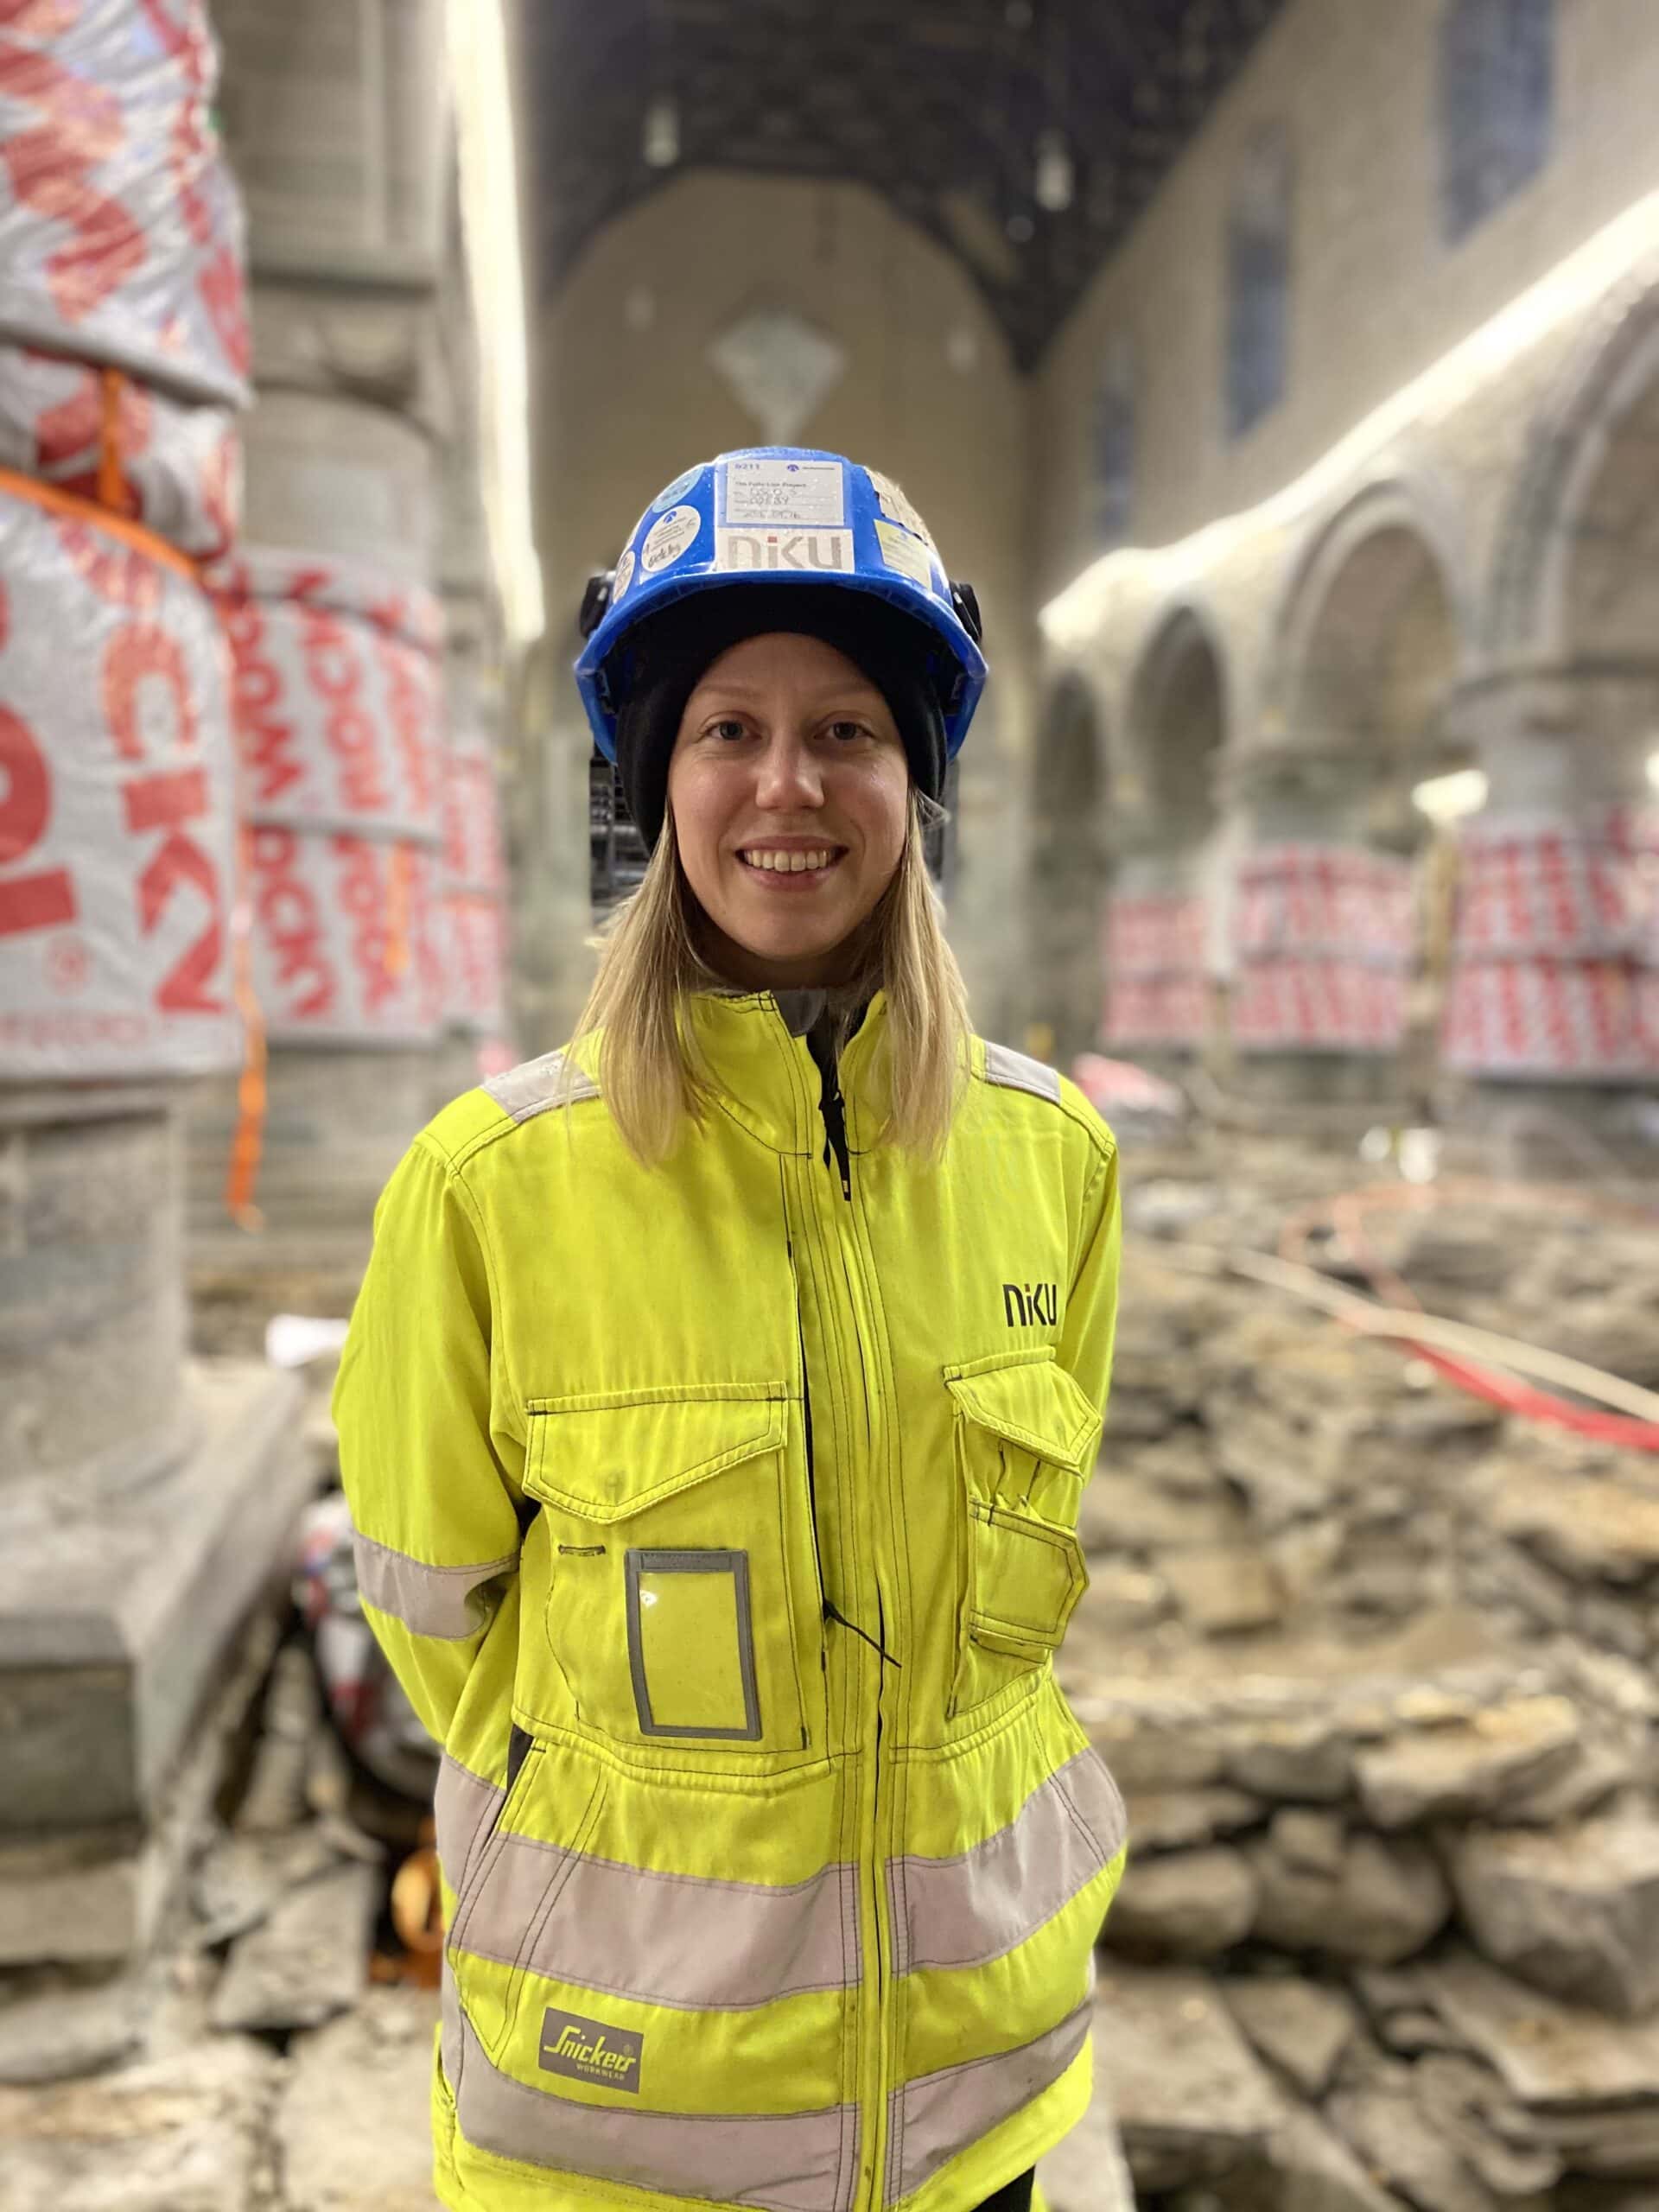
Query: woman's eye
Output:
[[707, 719, 748, 741], [826, 720, 869, 744]]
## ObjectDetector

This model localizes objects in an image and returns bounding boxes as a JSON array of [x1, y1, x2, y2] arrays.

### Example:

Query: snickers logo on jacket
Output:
[[541, 2009, 644, 2092], [1003, 1281, 1058, 1328]]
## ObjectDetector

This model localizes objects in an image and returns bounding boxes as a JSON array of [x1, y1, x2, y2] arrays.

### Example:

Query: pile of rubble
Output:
[[0, 1357, 442, 2212], [1047, 1150, 1659, 2211]]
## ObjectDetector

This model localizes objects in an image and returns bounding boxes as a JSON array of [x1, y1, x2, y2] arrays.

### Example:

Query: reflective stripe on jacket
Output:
[[333, 987, 1127, 2212]]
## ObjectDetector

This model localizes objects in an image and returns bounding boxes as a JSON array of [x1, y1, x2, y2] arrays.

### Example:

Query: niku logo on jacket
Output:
[[540, 2009, 644, 2092], [1003, 1281, 1058, 1327]]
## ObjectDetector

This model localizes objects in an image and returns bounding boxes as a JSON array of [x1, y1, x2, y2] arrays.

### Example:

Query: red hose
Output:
[[1377, 1337, 1659, 1452], [1286, 1181, 1659, 1455]]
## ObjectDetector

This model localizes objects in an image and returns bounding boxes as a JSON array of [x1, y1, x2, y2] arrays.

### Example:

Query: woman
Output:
[[334, 447, 1127, 2212]]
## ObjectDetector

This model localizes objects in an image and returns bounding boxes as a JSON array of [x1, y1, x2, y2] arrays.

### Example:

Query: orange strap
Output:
[[0, 458, 200, 584], [97, 365, 125, 514], [223, 818, 268, 1230], [384, 841, 411, 980]]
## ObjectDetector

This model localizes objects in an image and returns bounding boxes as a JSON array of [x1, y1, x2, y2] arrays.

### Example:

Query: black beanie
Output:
[[609, 585, 948, 854]]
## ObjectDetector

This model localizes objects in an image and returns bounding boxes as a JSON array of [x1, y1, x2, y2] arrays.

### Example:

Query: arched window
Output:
[[1225, 125, 1293, 441], [1440, 0, 1554, 245], [1090, 335, 1135, 549]]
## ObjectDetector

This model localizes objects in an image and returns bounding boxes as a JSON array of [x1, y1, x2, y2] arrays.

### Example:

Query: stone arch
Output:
[[1027, 668, 1111, 1063], [1124, 604, 1229, 848], [1487, 254, 1659, 663], [1099, 607, 1230, 1059], [1231, 493, 1469, 1093], [1270, 485, 1471, 813]]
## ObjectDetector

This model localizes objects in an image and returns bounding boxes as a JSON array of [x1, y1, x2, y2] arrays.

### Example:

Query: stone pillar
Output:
[[0, 4, 307, 1971], [1440, 669, 1659, 1163], [193, 0, 463, 1277], [1223, 751, 1418, 1110]]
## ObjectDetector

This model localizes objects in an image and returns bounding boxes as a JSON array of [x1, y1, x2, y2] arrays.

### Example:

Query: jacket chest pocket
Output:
[[524, 1388, 809, 1754], [943, 1352, 1103, 1720]]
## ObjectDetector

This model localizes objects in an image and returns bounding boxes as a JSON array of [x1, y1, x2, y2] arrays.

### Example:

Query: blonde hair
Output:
[[563, 793, 972, 1168]]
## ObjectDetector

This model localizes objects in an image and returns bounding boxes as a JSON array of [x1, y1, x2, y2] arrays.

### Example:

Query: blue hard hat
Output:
[[574, 448, 988, 766]]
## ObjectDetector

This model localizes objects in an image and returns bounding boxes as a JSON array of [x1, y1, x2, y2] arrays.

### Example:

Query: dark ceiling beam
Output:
[[528, 0, 1288, 369]]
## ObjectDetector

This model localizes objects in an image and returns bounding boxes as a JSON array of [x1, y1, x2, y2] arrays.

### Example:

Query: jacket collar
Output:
[[685, 986, 891, 1157]]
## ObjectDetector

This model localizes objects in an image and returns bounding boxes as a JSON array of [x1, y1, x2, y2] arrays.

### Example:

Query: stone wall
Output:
[[1051, 1140, 1659, 2208]]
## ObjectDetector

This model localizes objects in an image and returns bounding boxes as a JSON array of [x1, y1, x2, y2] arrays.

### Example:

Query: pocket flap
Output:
[[525, 1389, 789, 1524], [943, 1354, 1102, 1478]]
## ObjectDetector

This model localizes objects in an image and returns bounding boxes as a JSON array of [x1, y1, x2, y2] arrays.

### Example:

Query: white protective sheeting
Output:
[[0, 0, 250, 407], [0, 486, 240, 1079]]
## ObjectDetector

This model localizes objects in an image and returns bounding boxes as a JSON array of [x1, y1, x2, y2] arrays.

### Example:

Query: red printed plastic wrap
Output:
[[245, 825, 444, 1046], [0, 0, 249, 408], [213, 552, 443, 844], [441, 892, 507, 1034], [0, 485, 239, 1079], [1236, 844, 1414, 963], [213, 551, 448, 1049], [440, 750, 505, 897], [1453, 808, 1656, 960], [1442, 808, 1659, 1077], [1230, 842, 1414, 1054], [1231, 960, 1408, 1053], [0, 341, 238, 555], [1103, 893, 1208, 1049]]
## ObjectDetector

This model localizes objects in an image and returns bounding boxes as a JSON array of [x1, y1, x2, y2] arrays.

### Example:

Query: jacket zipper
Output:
[[809, 1039, 896, 2212], [818, 1058, 853, 1202], [790, 1243, 830, 1633]]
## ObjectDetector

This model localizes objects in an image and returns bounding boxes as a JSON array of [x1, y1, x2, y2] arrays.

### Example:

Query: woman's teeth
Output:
[[739, 849, 837, 873]]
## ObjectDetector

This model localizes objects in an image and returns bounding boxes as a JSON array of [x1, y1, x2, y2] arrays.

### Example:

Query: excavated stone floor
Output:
[[5, 1128, 1658, 2210]]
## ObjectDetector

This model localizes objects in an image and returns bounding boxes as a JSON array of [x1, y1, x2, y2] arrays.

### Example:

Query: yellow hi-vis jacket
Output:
[[333, 987, 1127, 2212]]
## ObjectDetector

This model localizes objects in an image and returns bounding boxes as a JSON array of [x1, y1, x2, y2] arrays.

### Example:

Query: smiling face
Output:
[[666, 630, 912, 990]]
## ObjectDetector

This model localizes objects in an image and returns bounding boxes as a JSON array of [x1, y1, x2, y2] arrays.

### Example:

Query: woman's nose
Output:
[[754, 736, 823, 808]]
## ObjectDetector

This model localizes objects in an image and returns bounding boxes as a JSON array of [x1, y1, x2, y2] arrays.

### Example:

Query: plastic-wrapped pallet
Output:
[[1443, 805, 1659, 1078], [0, 0, 250, 406], [1230, 842, 1415, 1056], [1103, 890, 1210, 1051], [0, 340, 238, 556], [213, 550, 447, 1046], [0, 486, 240, 1080], [440, 714, 509, 1043]]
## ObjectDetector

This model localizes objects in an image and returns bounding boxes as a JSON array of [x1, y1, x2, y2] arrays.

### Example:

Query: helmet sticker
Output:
[[865, 467, 936, 549], [649, 465, 704, 512], [715, 526, 855, 574], [640, 505, 702, 574], [721, 455, 845, 528], [613, 546, 636, 601], [874, 517, 935, 591]]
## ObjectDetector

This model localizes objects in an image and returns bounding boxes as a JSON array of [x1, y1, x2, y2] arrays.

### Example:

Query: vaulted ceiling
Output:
[[525, 0, 1287, 372]]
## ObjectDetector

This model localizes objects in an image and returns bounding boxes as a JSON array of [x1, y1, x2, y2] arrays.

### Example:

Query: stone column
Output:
[[1440, 668, 1659, 1164], [194, 0, 462, 1280], [0, 4, 307, 1972], [1223, 750, 1418, 1111]]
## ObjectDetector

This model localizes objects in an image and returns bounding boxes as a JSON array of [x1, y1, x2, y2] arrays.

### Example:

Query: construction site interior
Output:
[[3, 4, 1659, 2210]]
